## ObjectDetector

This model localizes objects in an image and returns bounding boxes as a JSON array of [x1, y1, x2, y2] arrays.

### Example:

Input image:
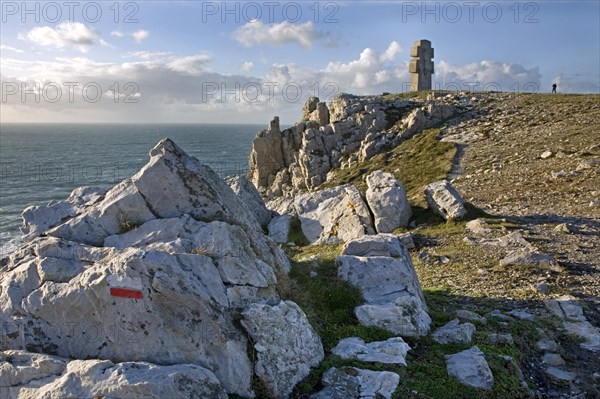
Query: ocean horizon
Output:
[[0, 122, 266, 255]]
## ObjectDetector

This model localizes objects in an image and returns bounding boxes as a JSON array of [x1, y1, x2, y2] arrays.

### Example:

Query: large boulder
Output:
[[241, 301, 324, 398], [424, 180, 467, 220], [226, 175, 272, 228], [0, 352, 227, 399], [288, 184, 375, 244], [337, 237, 430, 337], [20, 186, 107, 242], [365, 170, 412, 233], [0, 138, 320, 398]]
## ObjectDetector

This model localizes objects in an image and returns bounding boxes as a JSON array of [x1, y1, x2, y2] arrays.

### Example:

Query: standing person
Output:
[[552, 83, 557, 93]]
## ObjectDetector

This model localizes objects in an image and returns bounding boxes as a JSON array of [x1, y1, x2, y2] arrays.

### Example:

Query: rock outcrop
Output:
[[248, 94, 457, 197], [424, 180, 467, 220], [365, 170, 412, 233], [0, 351, 228, 399], [226, 174, 272, 228], [337, 235, 431, 336], [0, 138, 322, 397], [267, 184, 375, 245]]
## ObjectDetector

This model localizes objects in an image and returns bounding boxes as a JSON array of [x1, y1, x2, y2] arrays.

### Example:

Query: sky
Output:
[[0, 0, 598, 124]]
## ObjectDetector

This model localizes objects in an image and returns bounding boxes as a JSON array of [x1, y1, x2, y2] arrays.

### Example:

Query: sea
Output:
[[0, 123, 264, 257]]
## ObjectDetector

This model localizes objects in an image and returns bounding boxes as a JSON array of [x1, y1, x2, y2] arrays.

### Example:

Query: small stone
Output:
[[439, 256, 450, 264], [311, 367, 400, 399], [508, 310, 536, 321], [533, 282, 550, 295], [446, 346, 494, 390], [589, 200, 600, 208], [545, 367, 576, 382], [554, 223, 572, 233], [542, 353, 565, 366], [466, 219, 491, 235], [488, 333, 514, 345], [486, 310, 512, 321], [432, 319, 476, 344], [456, 310, 487, 324], [331, 337, 410, 365], [536, 339, 558, 352], [540, 151, 553, 159], [551, 170, 567, 179]]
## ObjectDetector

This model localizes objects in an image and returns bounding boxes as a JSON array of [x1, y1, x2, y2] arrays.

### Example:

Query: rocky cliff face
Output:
[[248, 93, 457, 198], [1, 139, 323, 398]]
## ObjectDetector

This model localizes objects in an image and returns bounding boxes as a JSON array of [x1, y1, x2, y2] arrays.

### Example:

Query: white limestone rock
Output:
[[293, 184, 375, 244], [337, 251, 430, 337], [331, 337, 410, 365], [20, 186, 107, 242], [241, 301, 324, 399], [0, 350, 66, 387], [0, 138, 319, 397], [455, 310, 487, 324], [17, 358, 228, 399], [311, 367, 400, 399], [500, 249, 561, 272], [226, 175, 272, 228], [49, 138, 262, 246], [365, 170, 412, 233], [341, 234, 406, 257], [424, 180, 467, 220], [268, 214, 293, 244], [432, 319, 476, 344], [446, 347, 494, 390]]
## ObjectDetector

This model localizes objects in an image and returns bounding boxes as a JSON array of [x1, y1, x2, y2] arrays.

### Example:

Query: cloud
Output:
[[129, 51, 173, 61], [26, 22, 99, 52], [321, 42, 406, 90], [434, 60, 542, 92], [166, 54, 212, 75], [132, 30, 150, 43], [232, 21, 337, 48], [240, 61, 254, 72], [111, 29, 150, 43], [0, 42, 550, 124], [0, 45, 24, 54], [552, 73, 599, 94]]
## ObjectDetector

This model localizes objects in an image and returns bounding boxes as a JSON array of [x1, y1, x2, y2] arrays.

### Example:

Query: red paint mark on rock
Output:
[[110, 287, 143, 299]]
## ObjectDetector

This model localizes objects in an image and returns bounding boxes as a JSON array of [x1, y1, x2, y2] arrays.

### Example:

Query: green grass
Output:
[[324, 129, 456, 207]]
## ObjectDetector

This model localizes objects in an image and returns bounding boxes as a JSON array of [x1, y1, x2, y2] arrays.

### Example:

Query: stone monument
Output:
[[409, 39, 434, 91]]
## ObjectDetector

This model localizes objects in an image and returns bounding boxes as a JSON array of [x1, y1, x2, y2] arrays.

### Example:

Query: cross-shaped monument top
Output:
[[409, 39, 434, 91]]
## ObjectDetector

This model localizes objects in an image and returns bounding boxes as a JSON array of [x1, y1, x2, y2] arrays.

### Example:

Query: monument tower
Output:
[[409, 39, 434, 91]]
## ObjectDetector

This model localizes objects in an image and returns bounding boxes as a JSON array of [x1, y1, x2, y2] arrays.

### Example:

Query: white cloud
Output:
[[321, 43, 405, 90], [552, 73, 599, 94], [129, 51, 173, 61], [132, 30, 150, 43], [27, 22, 99, 53], [110, 30, 124, 38], [240, 61, 254, 72], [0, 42, 550, 124], [232, 21, 337, 48], [166, 54, 212, 75], [380, 41, 402, 62], [434, 60, 542, 92], [0, 45, 24, 54]]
